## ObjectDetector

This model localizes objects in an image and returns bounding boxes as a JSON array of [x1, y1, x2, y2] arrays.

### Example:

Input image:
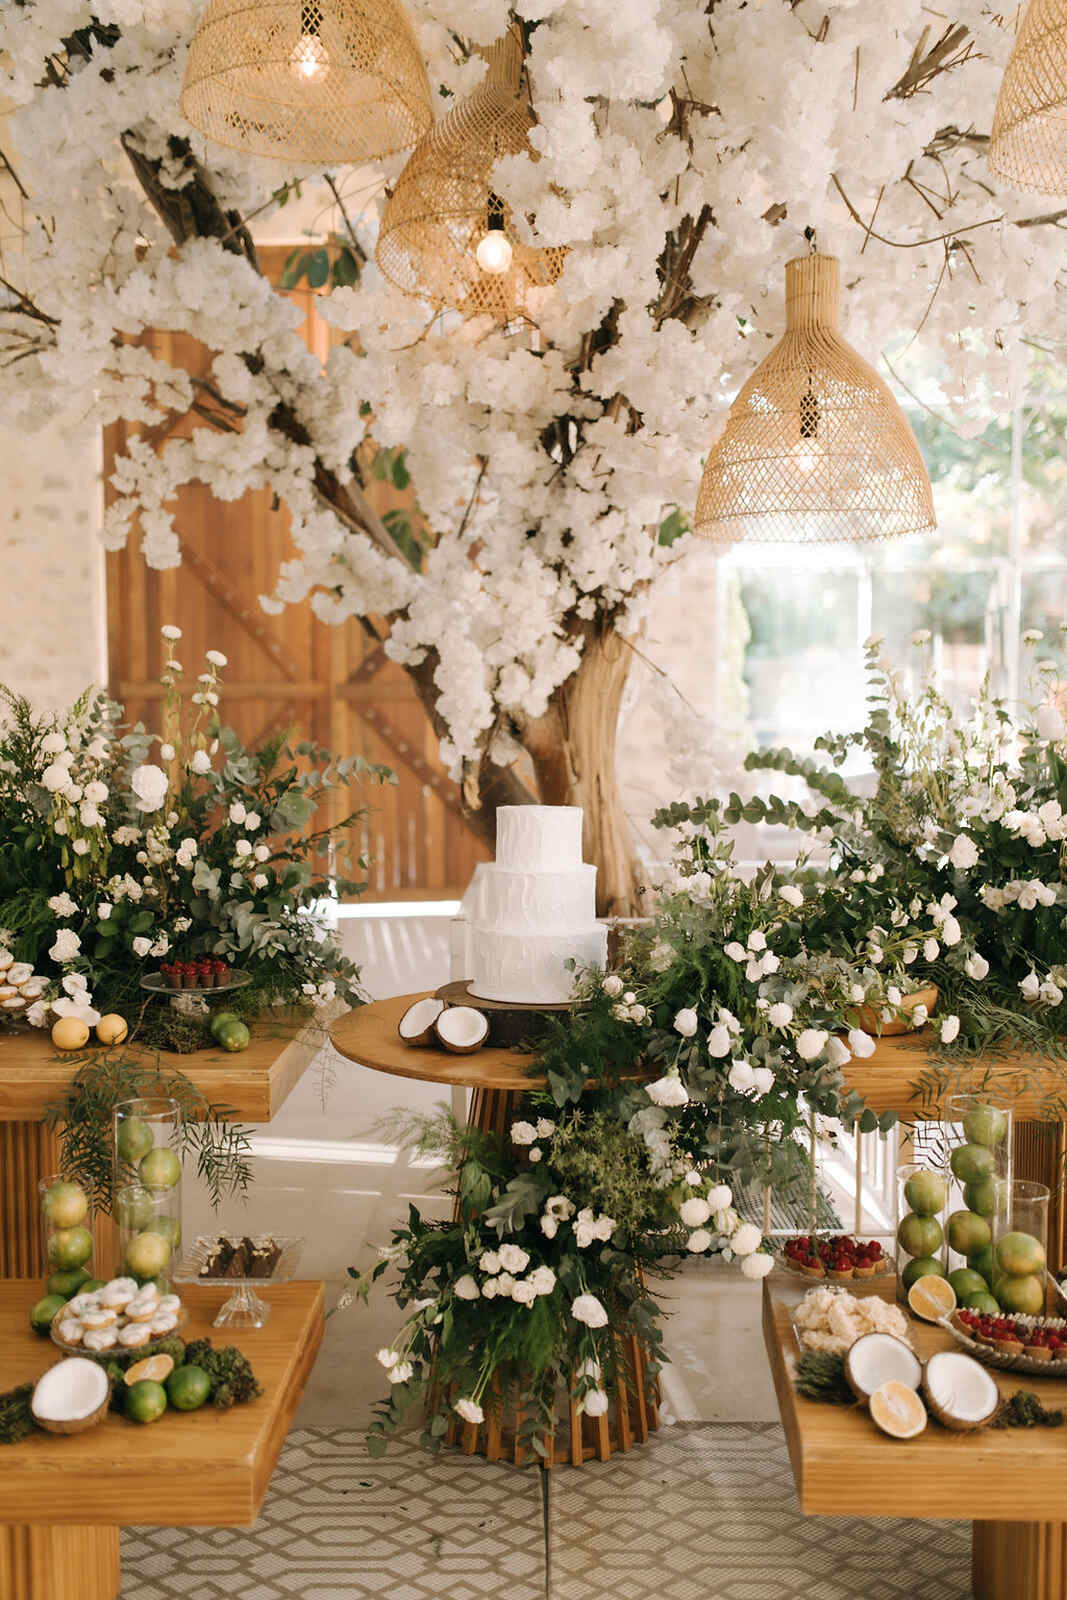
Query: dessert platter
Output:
[[945, 1307, 1067, 1375], [50, 1277, 186, 1354], [779, 1234, 891, 1281], [174, 1234, 304, 1328], [142, 962, 252, 994]]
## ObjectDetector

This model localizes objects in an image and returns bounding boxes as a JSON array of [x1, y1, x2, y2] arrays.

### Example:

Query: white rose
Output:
[[940, 915, 962, 947], [244, 811, 261, 830], [911, 1004, 929, 1026], [795, 1028, 828, 1061], [679, 1197, 711, 1227], [41, 732, 66, 755], [132, 937, 152, 957], [159, 744, 176, 762], [479, 1251, 501, 1274], [130, 764, 169, 813], [389, 1361, 414, 1384], [206, 649, 228, 667], [779, 884, 804, 908], [846, 1028, 876, 1058], [741, 1252, 774, 1280], [528, 1147, 543, 1162], [1020, 972, 1041, 1000], [1036, 702, 1067, 743], [708, 1184, 733, 1211], [41, 762, 68, 792], [571, 1294, 609, 1328], [724, 942, 746, 962], [602, 975, 624, 997], [190, 750, 212, 775], [732, 1222, 762, 1256], [47, 892, 78, 917], [728, 1059, 755, 1093], [751, 1066, 775, 1096], [528, 1266, 556, 1295], [454, 1398, 484, 1424], [582, 1389, 609, 1417], [540, 1215, 558, 1239], [511, 1279, 537, 1306], [706, 1023, 731, 1057], [254, 845, 271, 862], [234, 839, 252, 857], [767, 1003, 793, 1027], [747, 930, 767, 951], [229, 802, 247, 824], [535, 1118, 555, 1138], [252, 873, 269, 889], [645, 1074, 689, 1107], [498, 1244, 529, 1273], [949, 834, 979, 870], [376, 1347, 399, 1369], [965, 952, 989, 980], [49, 928, 81, 963], [453, 1274, 480, 1300], [923, 937, 940, 961], [84, 780, 108, 804], [161, 624, 182, 641], [940, 1014, 961, 1043], [673, 1008, 698, 1038], [686, 1228, 713, 1253], [510, 1121, 537, 1146], [825, 1036, 851, 1069]]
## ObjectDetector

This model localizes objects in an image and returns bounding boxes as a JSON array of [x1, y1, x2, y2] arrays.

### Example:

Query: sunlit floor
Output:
[[120, 1424, 971, 1600]]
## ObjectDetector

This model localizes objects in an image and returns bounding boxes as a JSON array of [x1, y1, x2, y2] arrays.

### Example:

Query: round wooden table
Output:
[[330, 993, 660, 1466]]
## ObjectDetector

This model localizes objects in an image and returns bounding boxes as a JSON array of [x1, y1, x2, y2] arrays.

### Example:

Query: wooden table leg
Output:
[[0, 1524, 120, 1600], [973, 1519, 1067, 1600], [0, 1121, 63, 1278]]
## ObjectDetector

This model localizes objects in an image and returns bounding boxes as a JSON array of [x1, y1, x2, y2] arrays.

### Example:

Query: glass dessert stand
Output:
[[173, 1235, 304, 1328]]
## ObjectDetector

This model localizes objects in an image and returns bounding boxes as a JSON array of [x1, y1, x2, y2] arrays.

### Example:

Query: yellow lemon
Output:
[[869, 1380, 928, 1439], [51, 1017, 90, 1052], [907, 1275, 957, 1323], [96, 1013, 128, 1046]]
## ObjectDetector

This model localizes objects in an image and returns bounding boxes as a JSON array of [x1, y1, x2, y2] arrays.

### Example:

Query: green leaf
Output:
[[279, 247, 308, 289], [859, 1108, 879, 1134], [332, 247, 360, 288], [366, 1434, 387, 1458], [305, 248, 330, 289], [429, 1413, 448, 1437], [657, 506, 688, 547]]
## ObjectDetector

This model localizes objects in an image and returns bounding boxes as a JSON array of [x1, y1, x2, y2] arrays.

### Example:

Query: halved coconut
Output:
[[922, 1349, 1000, 1432], [397, 996, 446, 1047], [434, 1005, 489, 1055], [869, 1379, 928, 1439], [31, 1357, 110, 1435], [844, 1332, 922, 1403]]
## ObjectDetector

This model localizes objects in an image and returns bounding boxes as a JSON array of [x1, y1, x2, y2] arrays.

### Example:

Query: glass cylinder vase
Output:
[[113, 1097, 183, 1291], [993, 1179, 1050, 1318], [39, 1173, 94, 1291], [943, 1092, 1012, 1298], [895, 1162, 949, 1302]]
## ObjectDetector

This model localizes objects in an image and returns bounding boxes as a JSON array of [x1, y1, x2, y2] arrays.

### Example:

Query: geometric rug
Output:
[[121, 1423, 972, 1600]]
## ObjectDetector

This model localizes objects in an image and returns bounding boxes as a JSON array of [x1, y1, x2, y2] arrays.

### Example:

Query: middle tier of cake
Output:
[[468, 863, 597, 930]]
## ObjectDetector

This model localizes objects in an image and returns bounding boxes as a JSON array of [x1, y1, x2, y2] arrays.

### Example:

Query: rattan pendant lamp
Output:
[[989, 0, 1067, 196], [694, 252, 936, 545], [375, 23, 566, 321], [180, 0, 433, 165]]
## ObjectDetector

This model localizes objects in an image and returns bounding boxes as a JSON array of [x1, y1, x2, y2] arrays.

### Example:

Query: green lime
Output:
[[139, 1147, 181, 1190], [948, 1267, 989, 1299], [995, 1230, 1046, 1277], [30, 1293, 68, 1334], [962, 1104, 1008, 1149], [946, 1210, 992, 1257], [124, 1231, 172, 1279], [903, 1170, 948, 1216], [210, 1011, 241, 1041], [995, 1273, 1046, 1315], [964, 1178, 1002, 1219], [216, 1020, 250, 1053], [166, 1365, 211, 1412], [80, 1278, 106, 1295], [47, 1225, 94, 1270], [47, 1267, 91, 1301], [42, 1180, 88, 1229], [968, 1243, 996, 1283], [117, 1116, 155, 1165], [950, 1144, 995, 1184], [116, 1186, 156, 1231], [897, 1212, 943, 1258], [125, 1379, 168, 1424], [901, 1255, 947, 1289], [962, 1291, 1000, 1315]]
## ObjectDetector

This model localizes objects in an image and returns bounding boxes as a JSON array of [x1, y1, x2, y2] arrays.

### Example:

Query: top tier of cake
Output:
[[495, 805, 583, 874]]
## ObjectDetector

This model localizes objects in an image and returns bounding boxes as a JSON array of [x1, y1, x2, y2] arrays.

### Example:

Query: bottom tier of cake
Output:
[[469, 924, 607, 1004]]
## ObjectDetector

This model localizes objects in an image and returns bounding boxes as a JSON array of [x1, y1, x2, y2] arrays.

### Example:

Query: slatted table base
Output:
[[442, 1083, 660, 1467], [0, 1523, 120, 1600], [973, 1519, 1067, 1600]]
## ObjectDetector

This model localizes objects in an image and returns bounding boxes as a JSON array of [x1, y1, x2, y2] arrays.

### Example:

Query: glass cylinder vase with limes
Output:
[[896, 1162, 949, 1305], [113, 1097, 183, 1292], [942, 1093, 1012, 1314]]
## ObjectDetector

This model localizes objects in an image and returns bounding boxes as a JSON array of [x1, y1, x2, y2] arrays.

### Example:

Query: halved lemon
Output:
[[124, 1354, 175, 1387], [907, 1275, 956, 1323], [869, 1379, 928, 1439]]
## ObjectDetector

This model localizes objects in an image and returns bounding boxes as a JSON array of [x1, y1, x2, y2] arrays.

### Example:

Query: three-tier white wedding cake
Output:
[[466, 806, 607, 1004]]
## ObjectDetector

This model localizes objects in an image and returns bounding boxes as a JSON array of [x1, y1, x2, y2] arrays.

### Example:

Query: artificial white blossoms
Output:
[[571, 1294, 609, 1329], [130, 764, 169, 813], [645, 1073, 689, 1107]]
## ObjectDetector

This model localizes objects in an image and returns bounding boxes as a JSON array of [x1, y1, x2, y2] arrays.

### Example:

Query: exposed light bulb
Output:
[[475, 230, 513, 275], [289, 33, 329, 80]]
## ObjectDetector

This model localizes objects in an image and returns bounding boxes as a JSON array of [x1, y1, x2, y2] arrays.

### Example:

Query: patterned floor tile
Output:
[[548, 1424, 970, 1600], [120, 1428, 546, 1600]]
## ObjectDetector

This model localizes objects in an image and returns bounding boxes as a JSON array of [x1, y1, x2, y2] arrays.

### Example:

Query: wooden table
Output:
[[0, 1015, 326, 1277], [0, 1278, 323, 1600], [764, 1276, 1067, 1600]]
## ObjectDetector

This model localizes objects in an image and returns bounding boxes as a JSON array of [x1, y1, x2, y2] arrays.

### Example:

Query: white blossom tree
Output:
[[2, 1, 1064, 912]]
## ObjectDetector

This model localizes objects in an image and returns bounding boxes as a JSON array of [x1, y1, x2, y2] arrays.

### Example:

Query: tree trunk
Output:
[[520, 621, 645, 917]]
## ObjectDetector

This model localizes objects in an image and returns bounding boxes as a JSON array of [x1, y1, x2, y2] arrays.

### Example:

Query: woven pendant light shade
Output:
[[180, 0, 433, 165], [694, 254, 936, 545], [376, 25, 566, 321], [989, 0, 1067, 196]]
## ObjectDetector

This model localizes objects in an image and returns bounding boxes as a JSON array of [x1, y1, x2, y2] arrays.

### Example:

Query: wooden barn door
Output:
[[103, 248, 487, 900]]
